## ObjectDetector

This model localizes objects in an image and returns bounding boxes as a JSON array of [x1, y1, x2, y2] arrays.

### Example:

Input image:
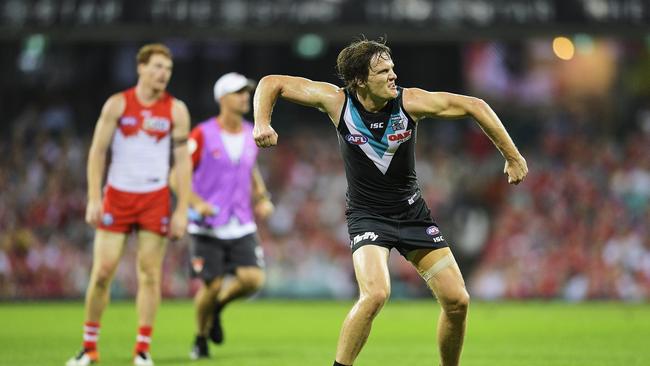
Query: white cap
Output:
[[213, 72, 256, 102]]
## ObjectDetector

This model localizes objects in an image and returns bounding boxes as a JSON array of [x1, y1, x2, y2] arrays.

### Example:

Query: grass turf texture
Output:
[[0, 300, 648, 365]]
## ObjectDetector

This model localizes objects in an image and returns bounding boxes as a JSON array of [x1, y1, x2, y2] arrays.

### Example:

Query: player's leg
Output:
[[188, 277, 222, 359], [210, 234, 265, 344], [188, 234, 227, 357], [86, 230, 128, 323], [67, 229, 127, 366], [133, 230, 167, 365], [335, 245, 391, 366], [408, 247, 469, 366], [216, 236, 265, 304], [131, 186, 171, 365], [195, 277, 224, 335]]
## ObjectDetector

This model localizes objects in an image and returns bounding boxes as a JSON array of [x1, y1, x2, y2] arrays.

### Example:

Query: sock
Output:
[[83, 321, 100, 351], [135, 325, 153, 353], [334, 361, 351, 366]]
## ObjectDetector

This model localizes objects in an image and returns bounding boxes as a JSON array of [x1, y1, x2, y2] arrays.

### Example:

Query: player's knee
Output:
[[360, 288, 390, 314], [137, 265, 161, 287], [443, 290, 470, 320], [238, 269, 265, 291], [91, 264, 117, 289]]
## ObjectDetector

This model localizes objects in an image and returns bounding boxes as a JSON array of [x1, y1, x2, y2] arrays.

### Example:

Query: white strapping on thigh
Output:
[[416, 253, 456, 282]]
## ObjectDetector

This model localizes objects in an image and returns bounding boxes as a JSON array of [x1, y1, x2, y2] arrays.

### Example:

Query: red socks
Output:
[[82, 322, 153, 354], [83, 321, 100, 351], [135, 325, 153, 353]]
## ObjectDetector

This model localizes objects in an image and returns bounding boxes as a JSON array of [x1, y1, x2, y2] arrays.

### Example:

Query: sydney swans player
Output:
[[67, 44, 191, 366]]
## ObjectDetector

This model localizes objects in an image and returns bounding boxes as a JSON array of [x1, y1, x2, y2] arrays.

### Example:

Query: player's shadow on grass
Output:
[[153, 350, 287, 365]]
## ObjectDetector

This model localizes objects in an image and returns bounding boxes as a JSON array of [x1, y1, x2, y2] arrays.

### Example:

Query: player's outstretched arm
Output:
[[86, 93, 124, 226], [403, 88, 528, 185], [169, 99, 192, 239], [253, 75, 344, 147]]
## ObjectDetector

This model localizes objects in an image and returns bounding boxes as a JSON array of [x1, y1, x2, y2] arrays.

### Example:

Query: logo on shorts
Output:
[[426, 225, 445, 243], [161, 217, 169, 234], [351, 231, 378, 247], [102, 213, 114, 226], [426, 226, 440, 236], [345, 134, 368, 145], [191, 257, 204, 273]]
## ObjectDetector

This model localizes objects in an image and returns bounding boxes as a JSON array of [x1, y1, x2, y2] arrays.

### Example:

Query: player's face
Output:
[[365, 53, 398, 100], [221, 89, 251, 115], [138, 54, 173, 92]]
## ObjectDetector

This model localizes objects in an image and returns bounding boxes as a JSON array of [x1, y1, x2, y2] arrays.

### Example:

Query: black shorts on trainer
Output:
[[189, 233, 265, 283], [346, 197, 449, 257]]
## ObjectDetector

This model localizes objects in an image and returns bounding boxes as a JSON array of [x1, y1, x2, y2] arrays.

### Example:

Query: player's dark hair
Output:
[[136, 43, 172, 65], [336, 37, 391, 91]]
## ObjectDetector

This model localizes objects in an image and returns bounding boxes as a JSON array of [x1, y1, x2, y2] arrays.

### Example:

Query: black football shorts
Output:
[[346, 197, 449, 257], [189, 233, 264, 283]]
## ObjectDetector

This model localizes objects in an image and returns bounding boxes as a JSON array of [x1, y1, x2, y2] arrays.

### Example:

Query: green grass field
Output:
[[1, 300, 648, 366]]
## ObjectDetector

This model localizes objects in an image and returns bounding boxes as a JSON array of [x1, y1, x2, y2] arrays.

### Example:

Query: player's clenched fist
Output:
[[85, 199, 103, 227], [504, 155, 528, 185], [169, 209, 188, 240], [253, 124, 278, 147]]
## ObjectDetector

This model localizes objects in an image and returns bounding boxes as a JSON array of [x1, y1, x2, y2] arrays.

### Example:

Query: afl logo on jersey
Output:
[[345, 134, 368, 145], [426, 225, 440, 236], [120, 116, 138, 126]]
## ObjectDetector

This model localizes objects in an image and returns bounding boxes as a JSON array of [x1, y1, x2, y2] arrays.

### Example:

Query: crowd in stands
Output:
[[1, 97, 648, 301]]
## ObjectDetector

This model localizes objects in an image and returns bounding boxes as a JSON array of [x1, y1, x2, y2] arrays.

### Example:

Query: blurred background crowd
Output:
[[1, 0, 649, 301]]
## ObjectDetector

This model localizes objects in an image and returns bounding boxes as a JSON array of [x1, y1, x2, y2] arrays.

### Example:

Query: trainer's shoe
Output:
[[209, 303, 224, 344], [66, 349, 99, 366], [133, 352, 154, 366], [189, 335, 210, 360]]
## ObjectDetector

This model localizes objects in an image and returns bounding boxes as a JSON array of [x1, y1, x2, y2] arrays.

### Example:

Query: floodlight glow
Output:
[[553, 36, 575, 61]]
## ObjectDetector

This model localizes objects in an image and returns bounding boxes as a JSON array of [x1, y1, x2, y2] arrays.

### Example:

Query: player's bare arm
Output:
[[403, 88, 528, 184], [168, 168, 216, 217], [169, 99, 192, 239], [86, 93, 125, 226], [253, 75, 345, 147], [168, 136, 217, 219], [251, 164, 274, 219]]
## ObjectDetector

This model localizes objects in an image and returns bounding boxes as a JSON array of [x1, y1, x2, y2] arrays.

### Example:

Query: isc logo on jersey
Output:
[[345, 134, 368, 145], [143, 117, 171, 132], [388, 129, 412, 143]]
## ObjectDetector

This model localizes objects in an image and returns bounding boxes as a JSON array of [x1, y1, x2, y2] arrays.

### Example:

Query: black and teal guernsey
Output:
[[336, 87, 421, 215]]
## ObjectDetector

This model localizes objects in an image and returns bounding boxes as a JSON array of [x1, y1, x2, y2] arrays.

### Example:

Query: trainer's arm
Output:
[[251, 164, 274, 220], [169, 99, 192, 239], [253, 75, 344, 147], [85, 94, 123, 226], [403, 88, 528, 184]]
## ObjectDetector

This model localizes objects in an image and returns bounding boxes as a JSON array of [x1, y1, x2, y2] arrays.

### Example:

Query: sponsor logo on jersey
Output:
[[389, 115, 405, 131], [370, 122, 384, 129], [388, 129, 412, 143], [143, 117, 171, 132], [351, 231, 379, 247], [345, 134, 368, 145]]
